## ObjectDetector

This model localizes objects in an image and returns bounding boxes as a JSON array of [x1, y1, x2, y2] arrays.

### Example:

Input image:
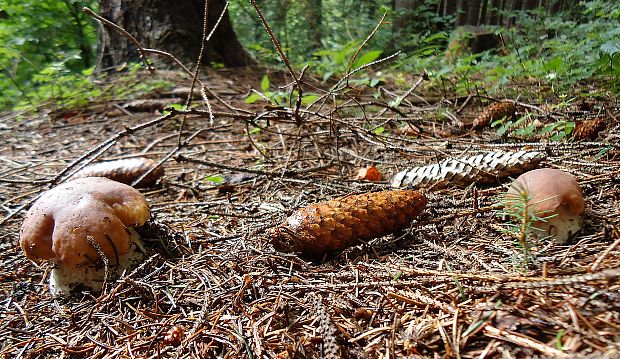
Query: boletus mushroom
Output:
[[507, 168, 585, 243], [20, 177, 150, 296]]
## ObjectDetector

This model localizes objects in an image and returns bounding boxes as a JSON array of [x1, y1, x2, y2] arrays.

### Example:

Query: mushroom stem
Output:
[[49, 230, 145, 296]]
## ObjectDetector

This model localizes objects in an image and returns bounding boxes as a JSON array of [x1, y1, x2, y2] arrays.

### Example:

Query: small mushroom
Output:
[[355, 166, 382, 182], [507, 168, 585, 243], [20, 177, 150, 296]]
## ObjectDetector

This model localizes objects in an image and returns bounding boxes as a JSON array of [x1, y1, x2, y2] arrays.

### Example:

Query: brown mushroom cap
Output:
[[507, 168, 584, 243], [20, 177, 150, 268], [508, 168, 584, 217]]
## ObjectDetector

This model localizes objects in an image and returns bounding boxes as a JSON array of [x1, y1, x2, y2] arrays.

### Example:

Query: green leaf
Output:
[[206, 175, 224, 184], [260, 75, 270, 91], [162, 103, 184, 115], [373, 126, 385, 135], [600, 41, 620, 55], [388, 96, 404, 108], [353, 50, 382, 69], [496, 121, 513, 136], [245, 93, 262, 104], [369, 78, 381, 87], [424, 32, 448, 43], [546, 57, 564, 71], [462, 311, 494, 337], [540, 123, 559, 134], [301, 94, 319, 106], [555, 329, 565, 350], [490, 119, 505, 128]]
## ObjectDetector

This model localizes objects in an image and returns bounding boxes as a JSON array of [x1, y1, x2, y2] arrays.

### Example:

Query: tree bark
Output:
[[522, 0, 538, 11], [274, 0, 290, 56], [466, 0, 482, 25], [479, 0, 489, 24], [548, 0, 563, 14], [304, 0, 322, 50], [392, 0, 419, 36], [96, 0, 254, 71], [456, 0, 469, 26], [444, 0, 457, 16], [488, 0, 502, 25]]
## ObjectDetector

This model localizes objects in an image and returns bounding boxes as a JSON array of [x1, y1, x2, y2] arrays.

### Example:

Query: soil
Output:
[[1, 67, 619, 358]]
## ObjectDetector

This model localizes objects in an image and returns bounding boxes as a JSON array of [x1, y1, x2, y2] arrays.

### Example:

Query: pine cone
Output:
[[70, 158, 164, 186], [271, 190, 427, 258], [472, 101, 516, 129], [391, 150, 545, 189], [572, 118, 605, 141]]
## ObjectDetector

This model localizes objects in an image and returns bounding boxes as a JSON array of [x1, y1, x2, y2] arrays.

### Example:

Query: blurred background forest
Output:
[[0, 0, 618, 111]]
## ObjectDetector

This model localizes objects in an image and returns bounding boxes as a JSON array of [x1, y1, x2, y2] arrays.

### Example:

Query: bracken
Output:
[[271, 190, 427, 258]]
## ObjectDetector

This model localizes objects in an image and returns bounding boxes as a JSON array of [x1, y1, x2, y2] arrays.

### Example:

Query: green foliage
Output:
[[396, 1, 620, 96], [205, 175, 225, 185], [392, 0, 453, 51], [245, 74, 318, 107], [495, 185, 556, 270], [491, 113, 575, 141], [10, 62, 174, 111], [13, 61, 99, 110], [555, 329, 566, 350], [0, 0, 98, 110], [230, 1, 394, 66], [310, 41, 383, 80], [2, 0, 618, 112]]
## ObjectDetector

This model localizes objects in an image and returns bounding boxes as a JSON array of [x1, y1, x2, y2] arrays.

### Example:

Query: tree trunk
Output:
[[456, 0, 469, 26], [522, 0, 538, 10], [304, 0, 322, 50], [444, 0, 457, 16], [503, 0, 523, 26], [466, 0, 482, 25], [479, 0, 489, 24], [488, 0, 502, 25], [393, 0, 418, 36], [96, 0, 254, 71], [548, 0, 563, 14]]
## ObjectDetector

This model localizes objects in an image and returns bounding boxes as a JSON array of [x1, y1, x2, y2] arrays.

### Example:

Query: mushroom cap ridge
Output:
[[19, 177, 150, 268]]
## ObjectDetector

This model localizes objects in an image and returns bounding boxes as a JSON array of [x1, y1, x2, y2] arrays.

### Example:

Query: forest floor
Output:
[[1, 67, 619, 358]]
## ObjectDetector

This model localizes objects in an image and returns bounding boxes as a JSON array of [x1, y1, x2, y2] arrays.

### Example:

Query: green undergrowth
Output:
[[0, 0, 98, 110], [393, 5, 619, 97], [2, 1, 618, 113], [9, 63, 174, 113]]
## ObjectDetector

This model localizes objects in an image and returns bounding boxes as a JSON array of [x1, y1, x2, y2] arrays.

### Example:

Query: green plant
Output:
[[11, 63, 174, 111], [245, 74, 318, 107], [555, 329, 566, 350], [309, 40, 383, 81], [0, 0, 98, 110], [392, 1, 620, 97], [495, 184, 555, 270], [491, 112, 575, 141]]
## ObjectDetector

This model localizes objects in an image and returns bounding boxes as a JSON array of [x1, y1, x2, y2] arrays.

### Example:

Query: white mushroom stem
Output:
[[530, 207, 583, 244], [49, 229, 145, 296]]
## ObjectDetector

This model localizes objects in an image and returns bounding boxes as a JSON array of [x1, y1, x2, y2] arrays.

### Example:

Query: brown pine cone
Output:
[[472, 101, 516, 129], [572, 118, 605, 141], [271, 190, 427, 258], [70, 157, 164, 187]]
